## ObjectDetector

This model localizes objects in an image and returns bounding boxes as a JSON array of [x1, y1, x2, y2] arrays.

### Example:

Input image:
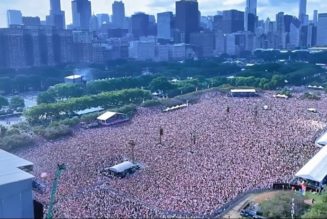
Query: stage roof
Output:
[[97, 111, 119, 121], [295, 146, 327, 183], [0, 149, 34, 186]]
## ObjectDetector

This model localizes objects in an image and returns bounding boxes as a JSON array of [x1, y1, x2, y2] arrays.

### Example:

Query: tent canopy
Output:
[[97, 111, 121, 121], [109, 161, 137, 173], [295, 146, 327, 183], [316, 131, 327, 147], [231, 89, 256, 93]]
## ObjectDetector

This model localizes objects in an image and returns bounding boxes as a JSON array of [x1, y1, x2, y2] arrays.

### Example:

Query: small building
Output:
[[65, 75, 84, 84], [230, 89, 257, 97], [97, 111, 129, 126], [101, 161, 140, 178], [0, 149, 34, 218]]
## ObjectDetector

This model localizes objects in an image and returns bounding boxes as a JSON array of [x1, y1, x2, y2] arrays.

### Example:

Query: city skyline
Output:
[[0, 0, 326, 28]]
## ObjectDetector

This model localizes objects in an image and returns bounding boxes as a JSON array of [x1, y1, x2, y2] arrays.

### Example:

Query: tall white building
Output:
[[244, 0, 257, 32], [299, 0, 307, 25], [7, 10, 23, 27], [157, 12, 174, 41], [317, 13, 327, 46], [129, 40, 156, 61]]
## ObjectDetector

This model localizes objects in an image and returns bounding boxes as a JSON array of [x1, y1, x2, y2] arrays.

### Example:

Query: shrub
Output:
[[260, 192, 308, 219], [42, 125, 73, 140], [141, 99, 161, 108], [0, 133, 35, 151], [60, 117, 80, 127], [80, 112, 102, 123]]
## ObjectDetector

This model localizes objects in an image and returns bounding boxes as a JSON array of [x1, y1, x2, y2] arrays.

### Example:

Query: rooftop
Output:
[[0, 149, 34, 186]]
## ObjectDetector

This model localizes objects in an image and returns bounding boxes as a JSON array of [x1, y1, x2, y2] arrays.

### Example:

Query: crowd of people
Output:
[[18, 91, 327, 218]]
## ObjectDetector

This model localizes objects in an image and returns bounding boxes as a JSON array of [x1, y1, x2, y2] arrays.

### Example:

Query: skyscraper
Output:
[[72, 0, 91, 30], [112, 1, 125, 29], [46, 0, 66, 29], [244, 0, 257, 32], [50, 0, 61, 13], [131, 13, 150, 39], [7, 10, 23, 27], [317, 13, 327, 46], [175, 0, 200, 43], [313, 10, 318, 26], [299, 0, 307, 25], [222, 10, 244, 34], [157, 12, 174, 41]]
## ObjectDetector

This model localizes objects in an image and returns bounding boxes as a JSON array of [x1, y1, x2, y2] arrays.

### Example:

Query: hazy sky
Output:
[[0, 0, 325, 27]]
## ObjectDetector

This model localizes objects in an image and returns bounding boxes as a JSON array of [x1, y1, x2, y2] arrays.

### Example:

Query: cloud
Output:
[[0, 0, 326, 27]]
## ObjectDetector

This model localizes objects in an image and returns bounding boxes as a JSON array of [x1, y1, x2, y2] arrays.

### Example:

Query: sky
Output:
[[0, 0, 326, 27]]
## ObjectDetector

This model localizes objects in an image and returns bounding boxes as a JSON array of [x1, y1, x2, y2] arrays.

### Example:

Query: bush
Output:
[[59, 117, 80, 127], [260, 192, 308, 219], [0, 133, 35, 151], [141, 99, 161, 108], [301, 92, 321, 100], [80, 112, 102, 123], [41, 124, 73, 140], [113, 104, 137, 117]]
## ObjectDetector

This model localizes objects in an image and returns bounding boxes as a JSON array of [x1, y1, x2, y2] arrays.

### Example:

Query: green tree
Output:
[[149, 77, 175, 92], [261, 192, 308, 219], [0, 96, 9, 109], [10, 96, 25, 110]]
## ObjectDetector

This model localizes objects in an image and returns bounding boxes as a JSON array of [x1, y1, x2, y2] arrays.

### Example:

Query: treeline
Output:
[[26, 89, 152, 124], [254, 50, 327, 63]]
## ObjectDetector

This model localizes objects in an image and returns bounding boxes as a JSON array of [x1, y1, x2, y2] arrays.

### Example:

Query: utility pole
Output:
[[128, 140, 136, 163], [191, 130, 196, 145], [159, 127, 164, 145], [47, 164, 66, 219]]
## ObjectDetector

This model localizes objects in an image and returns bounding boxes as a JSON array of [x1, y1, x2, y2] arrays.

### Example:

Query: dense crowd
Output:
[[18, 91, 327, 218]]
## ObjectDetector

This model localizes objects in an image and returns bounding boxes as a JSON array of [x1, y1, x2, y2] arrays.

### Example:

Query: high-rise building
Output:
[[72, 0, 91, 30], [157, 12, 174, 41], [112, 1, 125, 29], [313, 10, 318, 26], [244, 0, 257, 32], [190, 31, 215, 57], [7, 10, 23, 27], [89, 15, 99, 32], [175, 0, 200, 43], [299, 0, 307, 25], [131, 13, 150, 39], [22, 17, 41, 26], [96, 14, 110, 28], [46, 0, 66, 29], [317, 13, 327, 46], [222, 10, 244, 34]]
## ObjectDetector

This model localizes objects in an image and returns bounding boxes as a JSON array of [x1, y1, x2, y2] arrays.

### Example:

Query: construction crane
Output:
[[46, 164, 66, 219]]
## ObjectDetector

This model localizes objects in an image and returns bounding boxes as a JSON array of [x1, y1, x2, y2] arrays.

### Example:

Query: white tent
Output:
[[315, 131, 327, 148], [295, 146, 327, 183], [109, 161, 137, 174], [97, 111, 118, 122]]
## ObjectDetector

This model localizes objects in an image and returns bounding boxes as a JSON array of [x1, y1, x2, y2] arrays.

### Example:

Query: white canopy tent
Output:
[[97, 111, 128, 126], [295, 146, 327, 183], [315, 131, 327, 148], [97, 111, 118, 122]]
